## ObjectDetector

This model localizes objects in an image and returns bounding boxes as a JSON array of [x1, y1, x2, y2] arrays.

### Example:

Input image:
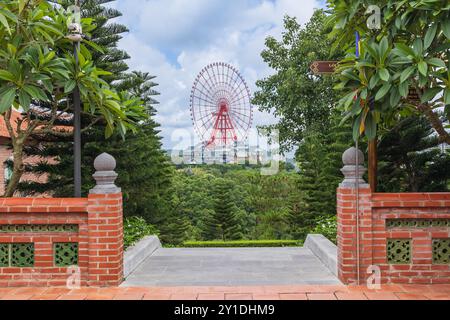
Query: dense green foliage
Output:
[[4, 2, 448, 249], [329, 0, 450, 144], [164, 165, 304, 243], [17, 1, 174, 229], [311, 216, 337, 244], [290, 113, 353, 239], [183, 240, 303, 248], [253, 10, 344, 152], [252, 5, 449, 248], [378, 115, 450, 192], [201, 178, 243, 241], [251, 10, 352, 242], [124, 216, 159, 249], [0, 0, 147, 196]]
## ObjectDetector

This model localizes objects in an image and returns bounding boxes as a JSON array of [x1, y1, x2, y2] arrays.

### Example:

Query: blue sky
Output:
[[109, 0, 326, 151]]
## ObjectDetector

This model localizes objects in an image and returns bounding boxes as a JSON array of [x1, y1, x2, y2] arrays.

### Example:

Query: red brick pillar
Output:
[[87, 153, 123, 287], [337, 147, 373, 285]]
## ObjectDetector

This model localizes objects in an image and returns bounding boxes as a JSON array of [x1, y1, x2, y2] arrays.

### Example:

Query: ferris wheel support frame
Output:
[[190, 62, 253, 154]]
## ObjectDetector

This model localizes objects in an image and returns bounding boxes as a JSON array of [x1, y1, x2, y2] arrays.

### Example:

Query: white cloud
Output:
[[111, 0, 322, 150]]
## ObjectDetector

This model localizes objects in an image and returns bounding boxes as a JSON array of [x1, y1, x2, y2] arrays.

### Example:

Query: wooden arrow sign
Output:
[[310, 61, 338, 75], [407, 89, 421, 103]]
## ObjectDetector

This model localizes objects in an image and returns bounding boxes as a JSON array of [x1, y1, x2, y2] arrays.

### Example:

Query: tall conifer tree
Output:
[[202, 179, 242, 241], [378, 116, 450, 192], [18, 0, 174, 225]]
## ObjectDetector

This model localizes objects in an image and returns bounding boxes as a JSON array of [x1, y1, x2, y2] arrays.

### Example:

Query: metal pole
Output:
[[355, 31, 361, 285], [368, 139, 378, 191], [73, 0, 82, 197], [355, 139, 361, 286]]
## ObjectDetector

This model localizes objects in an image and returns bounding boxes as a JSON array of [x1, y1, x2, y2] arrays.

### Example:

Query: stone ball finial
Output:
[[90, 153, 120, 195], [94, 153, 116, 172], [340, 147, 369, 188], [342, 147, 365, 166]]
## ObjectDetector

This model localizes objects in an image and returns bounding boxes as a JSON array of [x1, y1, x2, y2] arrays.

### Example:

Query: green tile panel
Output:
[[0, 224, 78, 233], [386, 219, 450, 229], [0, 243, 34, 267], [54, 243, 79, 267], [433, 239, 450, 265], [387, 239, 411, 264]]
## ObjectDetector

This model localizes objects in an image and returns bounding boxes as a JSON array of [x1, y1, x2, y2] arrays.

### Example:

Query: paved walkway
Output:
[[122, 248, 340, 287], [0, 285, 449, 300]]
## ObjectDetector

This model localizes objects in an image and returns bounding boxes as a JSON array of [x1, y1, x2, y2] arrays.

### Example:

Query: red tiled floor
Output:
[[85, 294, 116, 300], [30, 294, 62, 300], [113, 293, 146, 300], [307, 293, 337, 300], [170, 293, 198, 300], [198, 293, 225, 300], [423, 293, 450, 300], [335, 292, 368, 300], [142, 294, 171, 300], [57, 294, 88, 300], [1, 294, 33, 300], [395, 293, 430, 300], [225, 293, 253, 300], [364, 292, 399, 300], [279, 293, 308, 300], [10, 287, 47, 295], [253, 294, 281, 300], [0, 284, 447, 300]]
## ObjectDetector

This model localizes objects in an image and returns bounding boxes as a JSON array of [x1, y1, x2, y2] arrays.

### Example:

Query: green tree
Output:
[[253, 10, 344, 152], [202, 179, 242, 241], [17, 0, 173, 227], [329, 0, 450, 144], [289, 111, 353, 239], [290, 131, 329, 238], [378, 115, 450, 192], [159, 211, 191, 246], [0, 0, 146, 196]]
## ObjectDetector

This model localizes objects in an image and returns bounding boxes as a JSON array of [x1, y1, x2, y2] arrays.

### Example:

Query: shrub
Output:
[[182, 240, 303, 248], [312, 215, 337, 244], [124, 217, 159, 249]]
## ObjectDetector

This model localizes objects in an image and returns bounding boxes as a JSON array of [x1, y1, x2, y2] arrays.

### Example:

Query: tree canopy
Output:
[[328, 0, 450, 143], [252, 10, 344, 152], [0, 0, 148, 196]]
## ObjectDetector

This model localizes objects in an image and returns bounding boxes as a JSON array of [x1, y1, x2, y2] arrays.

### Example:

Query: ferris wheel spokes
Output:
[[190, 62, 253, 150]]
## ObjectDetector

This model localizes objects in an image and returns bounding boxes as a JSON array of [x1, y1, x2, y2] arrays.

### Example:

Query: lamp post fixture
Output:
[[67, 0, 83, 197]]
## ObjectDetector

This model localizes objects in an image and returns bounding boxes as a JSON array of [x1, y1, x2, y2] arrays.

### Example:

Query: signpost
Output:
[[310, 61, 338, 75], [310, 59, 379, 191]]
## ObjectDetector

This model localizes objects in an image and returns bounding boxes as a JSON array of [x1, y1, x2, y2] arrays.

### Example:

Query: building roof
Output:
[[0, 110, 72, 140], [0, 111, 22, 138]]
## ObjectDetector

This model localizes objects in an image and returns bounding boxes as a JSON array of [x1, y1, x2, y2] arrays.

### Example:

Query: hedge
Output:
[[124, 217, 159, 249], [182, 240, 303, 248]]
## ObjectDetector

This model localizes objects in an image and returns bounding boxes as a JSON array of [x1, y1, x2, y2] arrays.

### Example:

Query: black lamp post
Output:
[[67, 1, 83, 197]]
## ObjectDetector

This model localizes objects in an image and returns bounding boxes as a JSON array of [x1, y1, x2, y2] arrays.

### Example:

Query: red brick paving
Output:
[[0, 285, 447, 300], [225, 293, 253, 300]]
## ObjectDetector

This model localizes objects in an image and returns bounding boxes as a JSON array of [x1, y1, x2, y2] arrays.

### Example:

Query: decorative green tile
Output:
[[387, 239, 411, 264], [0, 224, 78, 233], [433, 239, 450, 265], [0, 244, 9, 267], [10, 243, 34, 267], [54, 243, 78, 267], [386, 219, 450, 229]]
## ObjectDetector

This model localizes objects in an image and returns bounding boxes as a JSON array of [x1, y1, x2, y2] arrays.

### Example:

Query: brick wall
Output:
[[0, 193, 123, 287], [337, 188, 450, 285]]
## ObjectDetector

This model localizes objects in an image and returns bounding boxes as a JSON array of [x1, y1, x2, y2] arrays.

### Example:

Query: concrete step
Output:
[[124, 236, 161, 278]]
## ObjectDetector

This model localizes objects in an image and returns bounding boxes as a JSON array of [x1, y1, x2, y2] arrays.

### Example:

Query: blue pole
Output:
[[355, 31, 360, 58]]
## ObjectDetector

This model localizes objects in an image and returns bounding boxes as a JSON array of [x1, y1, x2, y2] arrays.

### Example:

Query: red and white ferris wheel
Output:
[[190, 62, 253, 148]]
